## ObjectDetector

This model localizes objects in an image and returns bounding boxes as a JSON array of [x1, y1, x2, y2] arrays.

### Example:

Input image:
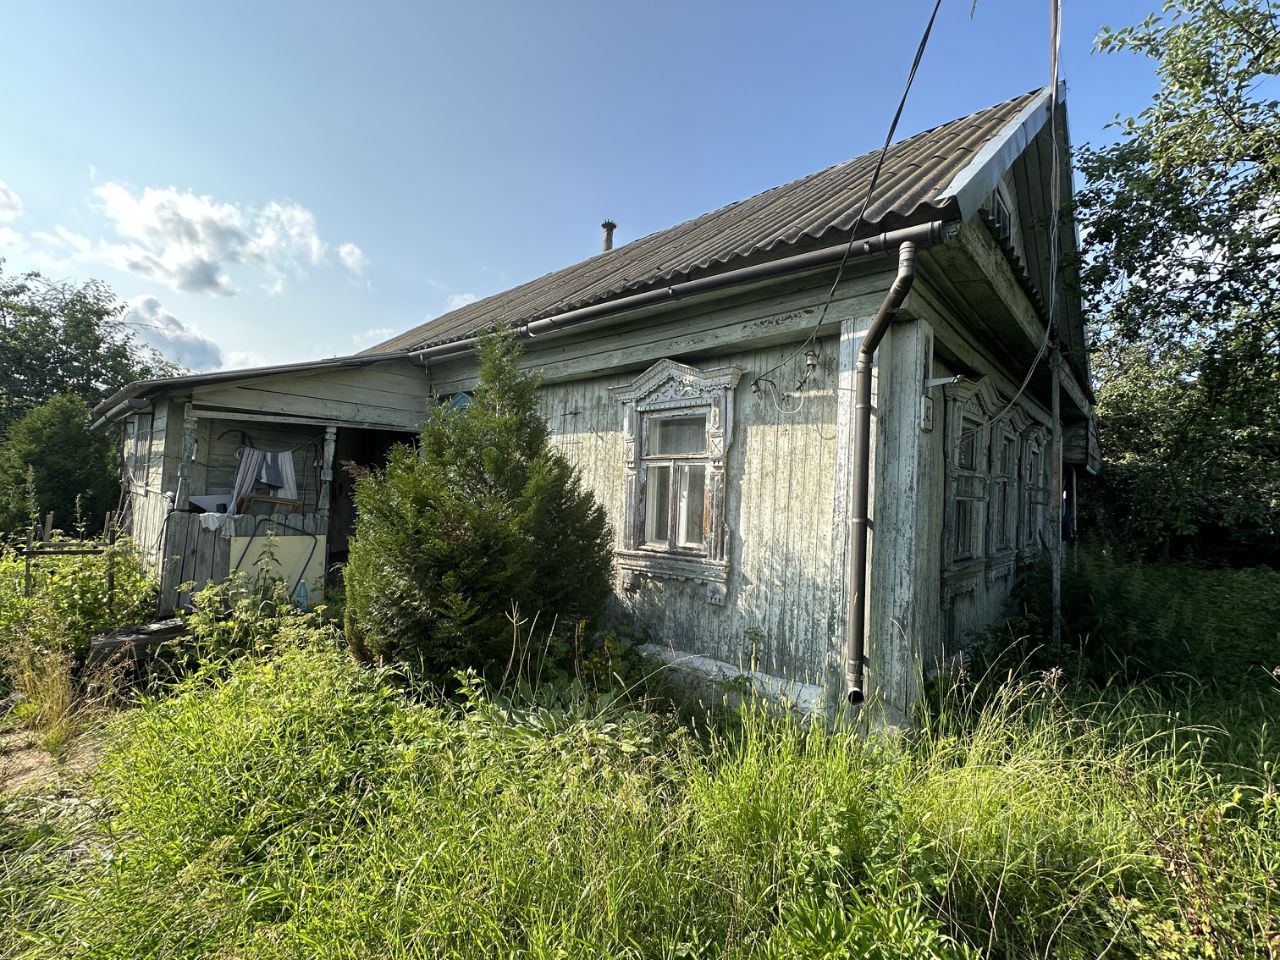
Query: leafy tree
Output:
[[0, 263, 174, 435], [1076, 0, 1280, 559], [0, 395, 118, 536], [343, 330, 614, 682]]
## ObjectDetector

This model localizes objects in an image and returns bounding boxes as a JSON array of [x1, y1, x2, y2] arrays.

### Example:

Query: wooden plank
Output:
[[188, 406, 419, 433], [193, 382, 422, 430], [425, 270, 890, 394]]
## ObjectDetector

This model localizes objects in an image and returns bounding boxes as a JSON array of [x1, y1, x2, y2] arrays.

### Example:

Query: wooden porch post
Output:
[[176, 404, 198, 510], [317, 426, 337, 523]]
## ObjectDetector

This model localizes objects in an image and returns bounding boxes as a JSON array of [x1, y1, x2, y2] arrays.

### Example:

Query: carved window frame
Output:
[[610, 359, 742, 604], [943, 377, 1002, 569], [1020, 423, 1050, 550]]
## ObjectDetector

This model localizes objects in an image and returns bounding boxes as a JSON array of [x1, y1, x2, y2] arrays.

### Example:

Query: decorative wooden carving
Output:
[[610, 359, 742, 604]]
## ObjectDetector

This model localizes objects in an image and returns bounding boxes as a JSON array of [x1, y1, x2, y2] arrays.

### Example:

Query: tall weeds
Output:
[[12, 637, 1276, 959]]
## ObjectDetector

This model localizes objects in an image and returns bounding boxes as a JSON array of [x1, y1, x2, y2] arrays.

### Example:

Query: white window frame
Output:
[[610, 359, 742, 604]]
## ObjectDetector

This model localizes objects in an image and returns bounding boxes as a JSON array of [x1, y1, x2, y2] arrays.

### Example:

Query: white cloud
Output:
[[446, 292, 478, 311], [31, 182, 360, 298], [0, 181, 22, 222], [121, 294, 224, 372], [0, 226, 23, 250], [337, 242, 368, 275], [95, 183, 329, 296], [351, 326, 393, 349]]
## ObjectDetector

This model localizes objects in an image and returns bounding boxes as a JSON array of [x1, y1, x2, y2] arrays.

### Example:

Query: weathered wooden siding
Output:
[[122, 403, 172, 569], [191, 360, 429, 430], [539, 336, 841, 696], [199, 419, 327, 513]]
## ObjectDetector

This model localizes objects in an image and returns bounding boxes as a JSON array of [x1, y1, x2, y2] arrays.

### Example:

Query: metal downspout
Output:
[[845, 241, 919, 706]]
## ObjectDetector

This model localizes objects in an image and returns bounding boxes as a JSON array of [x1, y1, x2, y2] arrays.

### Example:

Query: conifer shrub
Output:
[[343, 330, 614, 683]]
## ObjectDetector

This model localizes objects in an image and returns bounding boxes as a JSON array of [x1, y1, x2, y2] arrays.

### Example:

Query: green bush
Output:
[[972, 545, 1280, 689], [343, 330, 614, 683], [0, 538, 155, 668]]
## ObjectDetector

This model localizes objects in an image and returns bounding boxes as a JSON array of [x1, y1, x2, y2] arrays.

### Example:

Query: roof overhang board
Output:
[[934, 84, 1056, 224], [91, 352, 418, 428]]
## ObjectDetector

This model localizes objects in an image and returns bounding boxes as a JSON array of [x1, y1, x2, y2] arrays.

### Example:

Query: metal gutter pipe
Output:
[[411, 221, 952, 363], [90, 396, 152, 432], [845, 240, 920, 706]]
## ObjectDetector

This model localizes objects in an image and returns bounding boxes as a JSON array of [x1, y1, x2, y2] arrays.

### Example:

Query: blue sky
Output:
[[0, 0, 1160, 371]]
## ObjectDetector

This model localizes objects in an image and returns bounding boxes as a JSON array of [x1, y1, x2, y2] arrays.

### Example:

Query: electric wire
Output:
[[958, 0, 1063, 444], [750, 0, 945, 402]]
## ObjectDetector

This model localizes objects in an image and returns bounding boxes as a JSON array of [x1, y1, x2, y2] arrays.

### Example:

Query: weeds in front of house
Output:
[[1, 546, 1277, 958], [0, 539, 155, 753], [0, 630, 1270, 960]]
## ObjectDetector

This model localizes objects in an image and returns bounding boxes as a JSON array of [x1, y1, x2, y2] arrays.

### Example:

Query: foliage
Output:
[[0, 538, 154, 747], [162, 569, 338, 680], [1076, 0, 1280, 558], [344, 330, 614, 683], [969, 544, 1280, 690], [9, 642, 1277, 959], [0, 537, 155, 668], [0, 396, 119, 537], [0, 265, 174, 437]]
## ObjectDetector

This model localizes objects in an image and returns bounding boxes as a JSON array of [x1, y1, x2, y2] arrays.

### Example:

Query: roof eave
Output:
[[90, 350, 412, 428], [934, 83, 1058, 222]]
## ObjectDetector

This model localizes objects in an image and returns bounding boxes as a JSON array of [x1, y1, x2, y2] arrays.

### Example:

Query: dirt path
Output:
[[0, 729, 96, 795]]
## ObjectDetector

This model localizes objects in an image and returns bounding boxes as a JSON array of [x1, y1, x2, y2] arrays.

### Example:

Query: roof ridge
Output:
[[366, 87, 1048, 355]]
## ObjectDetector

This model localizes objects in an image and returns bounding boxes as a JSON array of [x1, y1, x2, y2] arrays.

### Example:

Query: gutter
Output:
[[845, 240, 922, 707], [406, 218, 950, 708], [90, 396, 152, 432], [410, 220, 955, 362]]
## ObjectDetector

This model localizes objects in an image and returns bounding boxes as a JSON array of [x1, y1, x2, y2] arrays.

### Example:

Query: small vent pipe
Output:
[[601, 219, 617, 252]]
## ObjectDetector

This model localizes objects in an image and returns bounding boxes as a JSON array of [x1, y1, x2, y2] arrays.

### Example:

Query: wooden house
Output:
[[95, 86, 1097, 723]]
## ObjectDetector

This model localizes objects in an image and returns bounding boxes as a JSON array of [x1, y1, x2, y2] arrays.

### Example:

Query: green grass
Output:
[[4, 630, 1276, 960], [4, 547, 1278, 959]]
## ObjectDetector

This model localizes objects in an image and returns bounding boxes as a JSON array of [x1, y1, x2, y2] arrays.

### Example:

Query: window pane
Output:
[[959, 419, 980, 470], [677, 463, 706, 547], [956, 499, 974, 558], [644, 465, 670, 544], [648, 415, 706, 456]]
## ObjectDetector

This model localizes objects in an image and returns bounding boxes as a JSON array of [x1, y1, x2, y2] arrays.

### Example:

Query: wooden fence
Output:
[[156, 511, 326, 613]]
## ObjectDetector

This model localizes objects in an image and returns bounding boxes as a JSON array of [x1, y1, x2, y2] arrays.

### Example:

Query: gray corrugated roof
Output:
[[371, 88, 1046, 354]]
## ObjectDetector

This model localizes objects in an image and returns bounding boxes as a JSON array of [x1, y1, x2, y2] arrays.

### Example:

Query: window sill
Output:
[[616, 548, 730, 605]]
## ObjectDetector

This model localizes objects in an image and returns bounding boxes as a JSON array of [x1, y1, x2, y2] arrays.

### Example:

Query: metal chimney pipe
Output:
[[601, 219, 617, 252]]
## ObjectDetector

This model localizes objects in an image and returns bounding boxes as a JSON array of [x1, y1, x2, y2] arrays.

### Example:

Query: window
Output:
[[955, 498, 977, 560], [610, 359, 743, 604], [958, 417, 981, 470], [991, 434, 1017, 552], [642, 415, 709, 551]]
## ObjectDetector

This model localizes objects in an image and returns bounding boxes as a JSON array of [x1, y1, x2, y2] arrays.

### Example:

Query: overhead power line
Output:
[[752, 0, 945, 401]]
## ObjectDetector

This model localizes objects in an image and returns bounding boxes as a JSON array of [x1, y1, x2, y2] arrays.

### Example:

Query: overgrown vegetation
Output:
[[973, 544, 1280, 689], [344, 330, 614, 684], [1077, 0, 1280, 561], [2, 616, 1275, 959], [0, 539, 154, 750]]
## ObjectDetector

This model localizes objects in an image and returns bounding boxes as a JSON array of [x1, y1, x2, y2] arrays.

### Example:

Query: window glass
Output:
[[648, 415, 707, 456], [676, 463, 706, 547], [959, 419, 981, 470], [956, 499, 975, 558], [644, 465, 670, 544]]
